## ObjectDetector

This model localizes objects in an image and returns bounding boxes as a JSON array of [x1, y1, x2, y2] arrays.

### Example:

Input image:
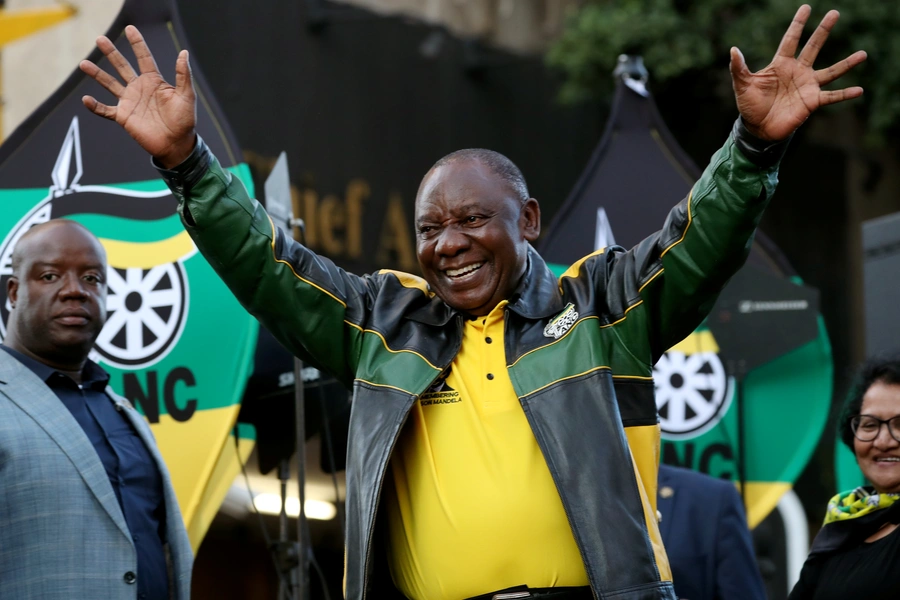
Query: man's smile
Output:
[[444, 261, 485, 280]]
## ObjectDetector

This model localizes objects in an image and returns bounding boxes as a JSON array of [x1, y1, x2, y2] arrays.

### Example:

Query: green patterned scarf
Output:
[[824, 486, 900, 525]]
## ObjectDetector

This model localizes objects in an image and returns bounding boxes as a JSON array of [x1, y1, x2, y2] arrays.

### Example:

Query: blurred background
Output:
[[1, 0, 898, 598]]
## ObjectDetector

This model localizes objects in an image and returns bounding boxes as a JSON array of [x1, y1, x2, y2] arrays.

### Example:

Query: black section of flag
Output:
[[51, 191, 177, 221]]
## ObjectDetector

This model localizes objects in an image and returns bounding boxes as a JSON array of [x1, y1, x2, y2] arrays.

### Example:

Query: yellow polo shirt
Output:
[[384, 301, 589, 600]]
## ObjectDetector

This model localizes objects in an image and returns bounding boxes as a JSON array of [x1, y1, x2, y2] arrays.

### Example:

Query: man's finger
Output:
[[81, 95, 117, 121], [173, 50, 195, 100], [819, 86, 864, 107], [96, 35, 138, 83], [775, 4, 812, 58], [125, 25, 160, 75], [797, 10, 840, 66], [79, 60, 125, 97], [816, 50, 867, 86]]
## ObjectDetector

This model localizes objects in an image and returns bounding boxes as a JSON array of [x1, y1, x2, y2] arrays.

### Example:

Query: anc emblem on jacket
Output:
[[653, 331, 732, 440], [0, 117, 191, 369], [544, 302, 579, 339]]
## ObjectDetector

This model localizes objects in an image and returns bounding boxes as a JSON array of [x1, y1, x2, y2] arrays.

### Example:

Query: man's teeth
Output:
[[446, 263, 484, 278], [876, 457, 900, 462]]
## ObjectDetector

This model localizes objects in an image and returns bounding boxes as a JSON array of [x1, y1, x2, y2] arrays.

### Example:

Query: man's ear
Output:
[[6, 275, 17, 309], [521, 198, 541, 242]]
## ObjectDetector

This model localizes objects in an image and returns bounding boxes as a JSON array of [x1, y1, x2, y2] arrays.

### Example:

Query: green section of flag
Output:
[[233, 422, 257, 441], [835, 437, 866, 492], [0, 188, 47, 219], [548, 262, 567, 278]]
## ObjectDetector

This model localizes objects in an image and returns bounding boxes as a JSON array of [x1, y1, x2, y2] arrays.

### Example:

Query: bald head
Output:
[[5, 219, 108, 372], [11, 220, 106, 276], [421, 149, 530, 206]]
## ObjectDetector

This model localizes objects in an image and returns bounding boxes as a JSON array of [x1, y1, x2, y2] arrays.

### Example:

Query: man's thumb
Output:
[[729, 47, 749, 85]]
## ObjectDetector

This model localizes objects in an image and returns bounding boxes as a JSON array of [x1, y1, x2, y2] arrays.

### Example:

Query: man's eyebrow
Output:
[[29, 261, 106, 270]]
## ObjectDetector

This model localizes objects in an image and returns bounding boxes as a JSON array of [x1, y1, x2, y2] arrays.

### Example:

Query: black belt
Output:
[[464, 585, 594, 600]]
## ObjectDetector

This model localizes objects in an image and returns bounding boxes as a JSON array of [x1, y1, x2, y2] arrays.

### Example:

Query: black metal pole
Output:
[[294, 356, 310, 600], [732, 360, 748, 513], [293, 219, 310, 600], [277, 459, 295, 600]]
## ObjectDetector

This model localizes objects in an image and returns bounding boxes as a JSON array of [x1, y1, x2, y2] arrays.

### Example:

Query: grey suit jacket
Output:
[[0, 350, 192, 599]]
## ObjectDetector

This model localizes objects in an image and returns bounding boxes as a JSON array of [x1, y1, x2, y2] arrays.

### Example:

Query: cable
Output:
[[309, 547, 332, 600], [234, 426, 295, 600]]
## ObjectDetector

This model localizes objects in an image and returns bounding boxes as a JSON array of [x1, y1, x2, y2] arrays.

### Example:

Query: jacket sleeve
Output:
[[157, 137, 372, 386], [602, 118, 788, 362]]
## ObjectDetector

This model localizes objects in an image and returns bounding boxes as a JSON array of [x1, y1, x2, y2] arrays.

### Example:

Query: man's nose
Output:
[[434, 225, 469, 256], [58, 275, 88, 299]]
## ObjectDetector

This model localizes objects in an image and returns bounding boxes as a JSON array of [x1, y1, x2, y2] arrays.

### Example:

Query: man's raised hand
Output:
[[730, 5, 866, 142], [80, 25, 197, 168]]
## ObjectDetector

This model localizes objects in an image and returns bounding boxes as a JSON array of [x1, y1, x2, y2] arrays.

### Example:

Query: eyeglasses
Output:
[[850, 415, 900, 443]]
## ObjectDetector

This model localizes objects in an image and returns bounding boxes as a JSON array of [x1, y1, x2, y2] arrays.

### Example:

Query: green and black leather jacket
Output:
[[158, 119, 785, 600]]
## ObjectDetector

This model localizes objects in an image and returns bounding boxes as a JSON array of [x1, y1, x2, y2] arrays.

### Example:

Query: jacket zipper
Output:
[[360, 314, 464, 599]]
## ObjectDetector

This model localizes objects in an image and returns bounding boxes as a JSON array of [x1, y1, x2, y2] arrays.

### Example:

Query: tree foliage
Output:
[[547, 0, 900, 140]]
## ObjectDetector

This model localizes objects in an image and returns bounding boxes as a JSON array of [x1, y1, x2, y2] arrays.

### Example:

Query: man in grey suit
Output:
[[0, 219, 192, 599]]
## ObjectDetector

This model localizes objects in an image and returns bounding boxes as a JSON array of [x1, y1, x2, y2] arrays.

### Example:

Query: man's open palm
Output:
[[731, 5, 866, 141], [80, 26, 197, 168]]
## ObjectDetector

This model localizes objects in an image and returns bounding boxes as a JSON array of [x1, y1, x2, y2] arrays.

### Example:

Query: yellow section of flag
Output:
[[668, 329, 720, 355], [149, 405, 252, 551], [738, 481, 792, 529], [100, 231, 196, 269]]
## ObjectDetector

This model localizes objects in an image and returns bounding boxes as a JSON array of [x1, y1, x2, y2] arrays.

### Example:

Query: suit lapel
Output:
[[0, 351, 132, 543]]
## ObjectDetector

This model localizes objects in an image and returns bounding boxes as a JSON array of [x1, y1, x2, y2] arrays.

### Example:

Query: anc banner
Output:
[[0, 0, 257, 550], [540, 71, 833, 528]]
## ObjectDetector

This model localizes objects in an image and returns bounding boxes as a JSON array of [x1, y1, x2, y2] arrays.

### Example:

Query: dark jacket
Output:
[[158, 119, 783, 600], [658, 465, 766, 600]]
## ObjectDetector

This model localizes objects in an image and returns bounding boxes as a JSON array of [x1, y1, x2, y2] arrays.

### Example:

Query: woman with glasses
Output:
[[789, 355, 900, 599]]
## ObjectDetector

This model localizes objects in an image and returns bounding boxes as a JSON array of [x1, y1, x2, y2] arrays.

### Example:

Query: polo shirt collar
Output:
[[0, 344, 110, 390], [505, 246, 566, 320]]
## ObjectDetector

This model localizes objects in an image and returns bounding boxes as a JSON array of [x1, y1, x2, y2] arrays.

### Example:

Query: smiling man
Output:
[[80, 6, 865, 599], [0, 220, 192, 599], [414, 150, 541, 316]]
